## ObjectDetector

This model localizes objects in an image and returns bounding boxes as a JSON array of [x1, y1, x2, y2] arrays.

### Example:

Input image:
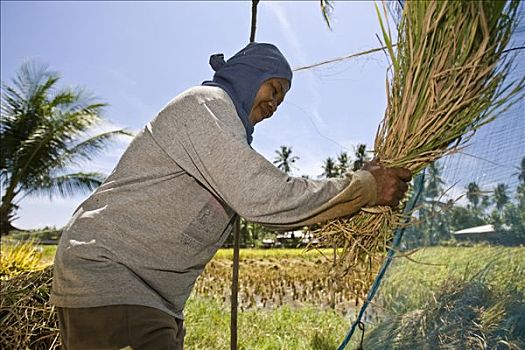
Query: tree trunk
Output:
[[0, 206, 17, 235], [0, 192, 18, 235]]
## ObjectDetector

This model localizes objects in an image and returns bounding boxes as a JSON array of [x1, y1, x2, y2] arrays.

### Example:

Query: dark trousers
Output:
[[57, 305, 185, 350]]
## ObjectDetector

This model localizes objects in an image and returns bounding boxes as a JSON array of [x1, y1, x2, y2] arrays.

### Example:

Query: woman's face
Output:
[[249, 78, 290, 126]]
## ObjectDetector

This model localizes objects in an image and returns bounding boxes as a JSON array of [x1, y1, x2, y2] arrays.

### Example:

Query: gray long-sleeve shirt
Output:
[[50, 86, 377, 319]]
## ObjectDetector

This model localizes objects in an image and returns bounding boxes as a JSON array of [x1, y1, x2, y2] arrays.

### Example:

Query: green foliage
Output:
[[447, 205, 487, 232], [0, 61, 131, 234], [466, 181, 481, 208], [422, 162, 444, 201], [494, 183, 510, 211], [321, 157, 337, 178], [403, 155, 525, 247], [223, 219, 276, 248], [8, 226, 61, 241], [403, 162, 453, 247], [319, 144, 369, 179], [477, 162, 525, 244], [517, 157, 525, 183], [273, 145, 299, 175], [352, 144, 368, 171], [0, 240, 44, 279], [336, 152, 349, 174], [489, 198, 525, 245]]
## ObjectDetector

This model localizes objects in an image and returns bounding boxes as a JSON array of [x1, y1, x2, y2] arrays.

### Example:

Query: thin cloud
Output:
[[264, 1, 326, 129], [108, 68, 138, 87]]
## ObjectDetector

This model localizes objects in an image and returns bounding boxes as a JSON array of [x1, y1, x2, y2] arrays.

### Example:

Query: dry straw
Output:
[[0, 267, 60, 350], [314, 0, 524, 299]]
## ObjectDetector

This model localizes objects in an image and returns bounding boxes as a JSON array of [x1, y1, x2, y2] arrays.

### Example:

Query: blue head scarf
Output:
[[202, 42, 293, 144]]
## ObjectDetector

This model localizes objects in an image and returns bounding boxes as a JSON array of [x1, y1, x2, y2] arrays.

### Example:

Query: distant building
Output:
[[453, 224, 512, 244], [261, 229, 319, 249], [261, 238, 276, 249], [275, 230, 305, 248]]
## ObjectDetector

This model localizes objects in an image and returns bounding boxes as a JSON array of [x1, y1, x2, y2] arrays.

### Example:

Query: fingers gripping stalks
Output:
[[363, 158, 412, 208]]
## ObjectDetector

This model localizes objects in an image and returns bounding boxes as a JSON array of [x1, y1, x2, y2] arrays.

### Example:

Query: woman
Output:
[[51, 42, 410, 349]]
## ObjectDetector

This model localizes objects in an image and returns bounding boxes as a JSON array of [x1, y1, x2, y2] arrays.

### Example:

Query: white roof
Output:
[[453, 224, 495, 235]]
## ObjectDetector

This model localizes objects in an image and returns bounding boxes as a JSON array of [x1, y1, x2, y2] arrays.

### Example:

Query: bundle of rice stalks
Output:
[[315, 0, 524, 295], [0, 266, 60, 350]]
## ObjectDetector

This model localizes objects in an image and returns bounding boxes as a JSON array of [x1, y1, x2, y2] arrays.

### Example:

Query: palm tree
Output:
[[322, 157, 338, 178], [421, 162, 446, 244], [480, 195, 491, 211], [352, 144, 368, 171], [336, 151, 349, 176], [516, 156, 525, 184], [424, 162, 444, 201], [0, 62, 130, 235], [493, 183, 509, 211], [466, 182, 481, 208], [273, 146, 299, 175]]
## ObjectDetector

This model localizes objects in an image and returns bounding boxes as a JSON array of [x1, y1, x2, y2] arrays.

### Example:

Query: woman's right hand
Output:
[[363, 159, 412, 207]]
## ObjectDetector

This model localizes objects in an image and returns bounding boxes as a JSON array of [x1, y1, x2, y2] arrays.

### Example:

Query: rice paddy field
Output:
[[189, 245, 525, 349], [1, 243, 524, 349]]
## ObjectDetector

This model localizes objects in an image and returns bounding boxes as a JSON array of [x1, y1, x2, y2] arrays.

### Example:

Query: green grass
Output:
[[184, 295, 358, 350], [379, 246, 525, 314], [7, 227, 61, 241], [40, 245, 57, 266]]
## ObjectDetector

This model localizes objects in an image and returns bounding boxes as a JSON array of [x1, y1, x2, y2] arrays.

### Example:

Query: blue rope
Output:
[[337, 170, 426, 350]]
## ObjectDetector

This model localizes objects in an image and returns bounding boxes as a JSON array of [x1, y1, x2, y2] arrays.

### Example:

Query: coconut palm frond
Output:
[[273, 145, 299, 175], [25, 172, 105, 199], [320, 0, 334, 30], [12, 107, 105, 189], [59, 129, 133, 167], [1, 61, 122, 234]]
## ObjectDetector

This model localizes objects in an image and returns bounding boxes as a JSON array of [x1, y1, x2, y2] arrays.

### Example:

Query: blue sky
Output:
[[1, 1, 390, 229]]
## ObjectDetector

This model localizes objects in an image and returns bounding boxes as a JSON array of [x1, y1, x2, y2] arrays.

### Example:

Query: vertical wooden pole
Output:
[[330, 244, 337, 309], [249, 0, 260, 43], [230, 215, 241, 350]]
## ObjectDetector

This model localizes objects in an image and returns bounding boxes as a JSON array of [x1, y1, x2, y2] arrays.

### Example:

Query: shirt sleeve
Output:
[[147, 88, 377, 230]]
